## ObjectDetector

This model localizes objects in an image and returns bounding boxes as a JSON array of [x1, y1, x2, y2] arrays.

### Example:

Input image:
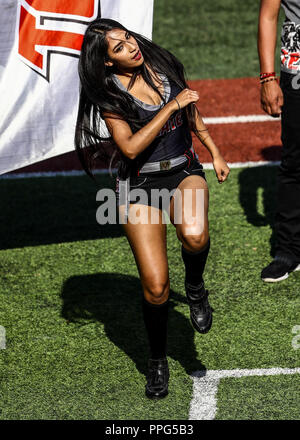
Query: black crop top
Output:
[[112, 74, 193, 164]]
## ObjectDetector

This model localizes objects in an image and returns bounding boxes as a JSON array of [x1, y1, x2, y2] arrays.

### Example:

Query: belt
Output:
[[138, 145, 195, 174], [119, 146, 196, 223]]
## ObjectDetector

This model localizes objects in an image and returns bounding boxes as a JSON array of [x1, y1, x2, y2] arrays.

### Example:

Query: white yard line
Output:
[[201, 160, 280, 170], [189, 367, 300, 420], [203, 115, 280, 124]]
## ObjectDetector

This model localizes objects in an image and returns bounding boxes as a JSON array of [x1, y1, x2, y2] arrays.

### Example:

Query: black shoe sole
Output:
[[145, 389, 168, 399]]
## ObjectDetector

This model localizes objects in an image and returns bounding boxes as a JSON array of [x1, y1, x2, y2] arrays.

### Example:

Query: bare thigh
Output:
[[168, 175, 209, 252], [119, 203, 170, 304]]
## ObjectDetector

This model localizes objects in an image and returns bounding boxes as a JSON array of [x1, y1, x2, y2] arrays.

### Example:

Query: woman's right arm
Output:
[[104, 88, 199, 160]]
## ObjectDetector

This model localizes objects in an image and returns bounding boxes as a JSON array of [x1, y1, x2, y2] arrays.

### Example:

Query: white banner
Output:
[[0, 0, 154, 175]]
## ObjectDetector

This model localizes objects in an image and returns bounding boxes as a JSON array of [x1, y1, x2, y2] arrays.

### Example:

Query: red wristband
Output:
[[260, 72, 276, 80]]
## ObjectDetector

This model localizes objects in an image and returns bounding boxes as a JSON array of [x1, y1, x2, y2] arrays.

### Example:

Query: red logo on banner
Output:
[[17, 0, 100, 80]]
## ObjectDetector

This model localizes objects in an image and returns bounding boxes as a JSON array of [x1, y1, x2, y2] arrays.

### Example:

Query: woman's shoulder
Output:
[[111, 73, 127, 91]]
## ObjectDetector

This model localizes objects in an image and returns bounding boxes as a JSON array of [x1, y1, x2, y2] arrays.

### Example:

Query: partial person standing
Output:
[[258, 0, 300, 282]]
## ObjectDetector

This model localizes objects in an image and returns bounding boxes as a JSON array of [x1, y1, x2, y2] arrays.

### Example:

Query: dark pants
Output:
[[275, 71, 300, 261]]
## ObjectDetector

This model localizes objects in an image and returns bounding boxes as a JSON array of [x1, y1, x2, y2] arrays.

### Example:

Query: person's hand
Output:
[[171, 88, 199, 111], [213, 155, 230, 184], [260, 80, 284, 117]]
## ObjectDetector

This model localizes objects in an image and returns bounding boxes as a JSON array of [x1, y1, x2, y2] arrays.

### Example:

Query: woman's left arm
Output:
[[194, 108, 230, 183]]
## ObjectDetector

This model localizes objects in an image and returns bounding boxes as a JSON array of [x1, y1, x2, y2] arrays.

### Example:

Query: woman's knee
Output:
[[179, 229, 210, 253], [143, 278, 170, 304]]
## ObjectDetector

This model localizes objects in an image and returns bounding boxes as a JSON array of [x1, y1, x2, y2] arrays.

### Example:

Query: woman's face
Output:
[[105, 28, 144, 71]]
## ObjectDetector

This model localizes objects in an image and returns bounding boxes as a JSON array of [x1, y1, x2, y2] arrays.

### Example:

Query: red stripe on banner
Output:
[[19, 5, 84, 71], [24, 0, 96, 17]]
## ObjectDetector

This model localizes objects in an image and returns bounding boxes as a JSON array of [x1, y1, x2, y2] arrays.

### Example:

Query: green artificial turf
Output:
[[0, 168, 299, 420], [216, 374, 300, 420], [153, 0, 284, 79]]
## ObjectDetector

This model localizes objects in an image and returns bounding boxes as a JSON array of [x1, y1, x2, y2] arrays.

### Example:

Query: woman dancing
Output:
[[75, 18, 229, 399]]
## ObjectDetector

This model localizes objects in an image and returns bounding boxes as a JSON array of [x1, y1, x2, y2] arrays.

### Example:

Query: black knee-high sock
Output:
[[181, 238, 210, 286], [142, 298, 169, 360]]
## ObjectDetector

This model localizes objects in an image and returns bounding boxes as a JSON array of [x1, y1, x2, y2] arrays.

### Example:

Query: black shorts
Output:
[[115, 149, 206, 211]]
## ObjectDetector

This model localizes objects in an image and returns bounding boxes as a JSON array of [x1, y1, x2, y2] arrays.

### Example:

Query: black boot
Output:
[[181, 240, 212, 333], [145, 358, 169, 399], [185, 281, 212, 334]]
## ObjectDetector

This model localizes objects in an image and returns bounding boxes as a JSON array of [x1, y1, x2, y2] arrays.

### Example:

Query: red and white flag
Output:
[[0, 0, 154, 174]]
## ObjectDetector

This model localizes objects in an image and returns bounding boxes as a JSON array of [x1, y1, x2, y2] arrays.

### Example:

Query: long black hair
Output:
[[75, 18, 199, 178]]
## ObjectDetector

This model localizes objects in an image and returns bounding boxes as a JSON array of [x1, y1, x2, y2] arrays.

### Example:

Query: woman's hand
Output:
[[213, 154, 230, 184], [171, 88, 199, 111]]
